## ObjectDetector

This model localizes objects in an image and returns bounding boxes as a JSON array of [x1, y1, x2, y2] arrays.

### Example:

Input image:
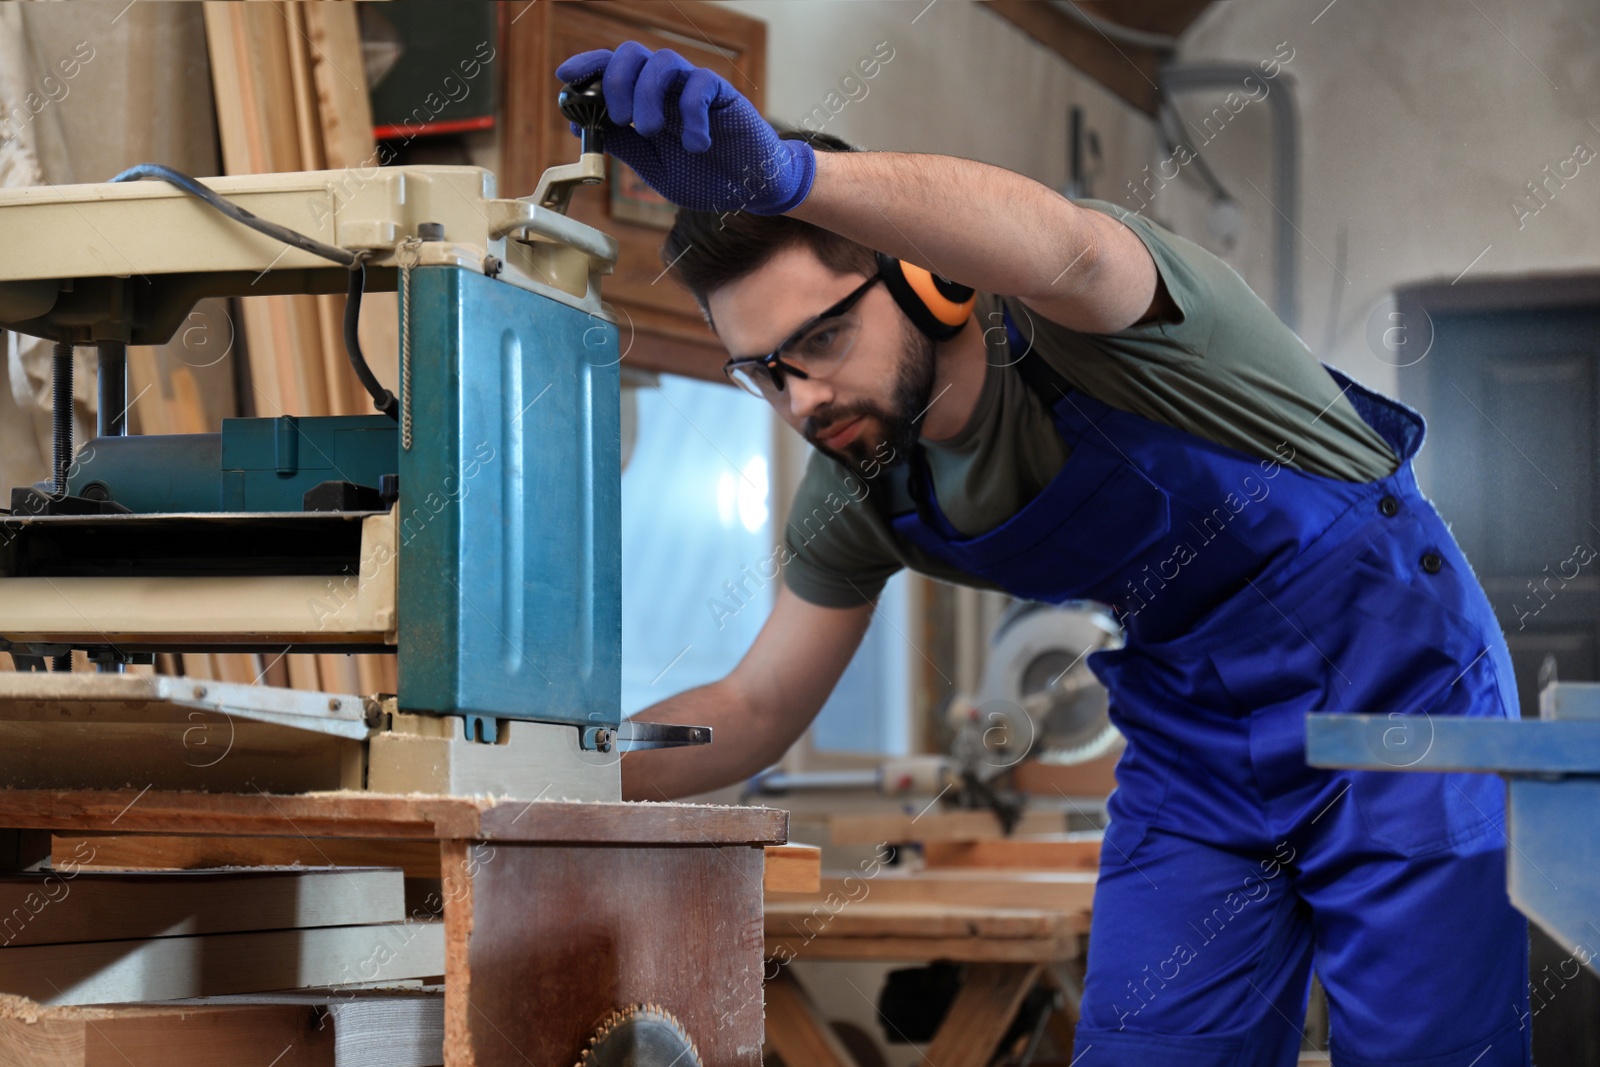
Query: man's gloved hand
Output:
[[555, 42, 815, 216]]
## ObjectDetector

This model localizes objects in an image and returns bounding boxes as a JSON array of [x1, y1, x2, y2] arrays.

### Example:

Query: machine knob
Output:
[[559, 75, 608, 157]]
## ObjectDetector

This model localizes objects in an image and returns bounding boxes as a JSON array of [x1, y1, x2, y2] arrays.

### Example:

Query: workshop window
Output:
[[811, 570, 913, 756], [620, 376, 774, 716]]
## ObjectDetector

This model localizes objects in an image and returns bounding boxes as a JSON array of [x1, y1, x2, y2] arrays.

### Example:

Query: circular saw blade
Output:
[[575, 1003, 702, 1067], [979, 601, 1123, 765]]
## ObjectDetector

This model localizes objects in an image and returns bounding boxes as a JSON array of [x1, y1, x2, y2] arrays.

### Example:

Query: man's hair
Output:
[[659, 131, 878, 318]]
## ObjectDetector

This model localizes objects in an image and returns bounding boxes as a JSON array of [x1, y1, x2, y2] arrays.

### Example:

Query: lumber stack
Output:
[[201, 0, 394, 696], [0, 991, 444, 1067], [766, 810, 1102, 960], [0, 865, 444, 1066]]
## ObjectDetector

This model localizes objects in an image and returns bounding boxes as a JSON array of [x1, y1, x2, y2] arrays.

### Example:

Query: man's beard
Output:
[[803, 327, 937, 474]]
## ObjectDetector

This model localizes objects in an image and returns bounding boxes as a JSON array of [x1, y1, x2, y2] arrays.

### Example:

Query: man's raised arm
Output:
[[554, 41, 1165, 334], [789, 150, 1162, 334]]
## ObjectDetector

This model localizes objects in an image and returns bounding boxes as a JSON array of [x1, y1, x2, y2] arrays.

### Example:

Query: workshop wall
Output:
[[717, 0, 1156, 193], [1157, 0, 1600, 393]]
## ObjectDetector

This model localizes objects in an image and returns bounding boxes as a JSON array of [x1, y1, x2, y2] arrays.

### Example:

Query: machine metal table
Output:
[[1307, 681, 1600, 973]]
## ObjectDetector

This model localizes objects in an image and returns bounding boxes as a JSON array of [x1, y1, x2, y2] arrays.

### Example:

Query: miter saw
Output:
[[751, 600, 1123, 828], [950, 599, 1123, 771]]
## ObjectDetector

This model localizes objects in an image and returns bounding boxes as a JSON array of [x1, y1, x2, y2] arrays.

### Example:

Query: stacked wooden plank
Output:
[[0, 990, 445, 1067], [0, 866, 444, 1066], [55, 835, 824, 896]]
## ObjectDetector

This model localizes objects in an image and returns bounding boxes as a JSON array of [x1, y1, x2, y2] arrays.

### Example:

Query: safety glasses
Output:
[[721, 273, 882, 399]]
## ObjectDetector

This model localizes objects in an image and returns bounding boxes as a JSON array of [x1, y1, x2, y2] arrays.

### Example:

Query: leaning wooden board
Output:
[[201, 0, 399, 697]]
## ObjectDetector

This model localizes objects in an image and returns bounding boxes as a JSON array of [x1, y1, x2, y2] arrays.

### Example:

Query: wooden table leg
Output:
[[1041, 961, 1084, 1062], [923, 962, 1043, 1067], [763, 969, 861, 1067]]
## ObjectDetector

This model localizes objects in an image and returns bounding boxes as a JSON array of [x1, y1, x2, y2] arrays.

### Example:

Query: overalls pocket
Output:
[[1314, 542, 1510, 856], [1097, 808, 1158, 871], [1208, 533, 1510, 857]]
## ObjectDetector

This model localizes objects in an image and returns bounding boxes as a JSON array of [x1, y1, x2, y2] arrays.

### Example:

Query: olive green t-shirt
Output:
[[781, 199, 1399, 609]]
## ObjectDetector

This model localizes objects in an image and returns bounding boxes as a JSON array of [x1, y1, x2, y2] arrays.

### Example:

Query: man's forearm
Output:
[[786, 150, 1155, 333], [620, 679, 793, 801], [787, 150, 1091, 299]]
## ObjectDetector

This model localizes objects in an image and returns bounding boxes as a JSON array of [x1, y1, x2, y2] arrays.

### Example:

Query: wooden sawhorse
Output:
[[763, 897, 1089, 1066]]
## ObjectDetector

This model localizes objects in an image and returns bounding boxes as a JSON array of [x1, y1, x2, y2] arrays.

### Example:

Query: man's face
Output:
[[708, 244, 935, 473]]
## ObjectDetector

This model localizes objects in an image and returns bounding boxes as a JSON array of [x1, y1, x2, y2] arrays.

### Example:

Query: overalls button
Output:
[[1420, 551, 1444, 574], [1378, 495, 1400, 517]]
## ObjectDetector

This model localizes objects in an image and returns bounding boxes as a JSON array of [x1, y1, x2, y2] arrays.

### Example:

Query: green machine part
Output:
[[67, 415, 398, 513], [395, 264, 622, 740]]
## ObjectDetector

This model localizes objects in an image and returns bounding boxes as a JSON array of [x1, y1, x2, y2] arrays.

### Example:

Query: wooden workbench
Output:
[[761, 823, 1102, 1067], [0, 789, 787, 1067], [762, 894, 1089, 1067]]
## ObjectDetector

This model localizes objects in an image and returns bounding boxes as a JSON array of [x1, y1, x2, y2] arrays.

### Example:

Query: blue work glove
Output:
[[555, 42, 816, 216]]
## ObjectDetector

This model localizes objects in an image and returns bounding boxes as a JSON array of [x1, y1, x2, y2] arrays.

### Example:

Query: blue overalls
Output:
[[877, 319, 1531, 1066]]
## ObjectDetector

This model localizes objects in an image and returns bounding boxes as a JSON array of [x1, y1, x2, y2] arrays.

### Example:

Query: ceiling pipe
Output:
[[1045, 1, 1180, 52]]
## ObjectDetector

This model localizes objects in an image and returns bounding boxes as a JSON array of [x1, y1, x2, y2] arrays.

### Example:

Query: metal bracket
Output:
[[580, 720, 712, 753], [167, 678, 376, 741], [463, 714, 500, 745], [1307, 712, 1600, 776], [529, 154, 606, 216]]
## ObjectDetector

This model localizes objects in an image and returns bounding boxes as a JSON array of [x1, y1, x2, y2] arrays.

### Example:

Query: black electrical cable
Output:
[[345, 262, 398, 418], [110, 163, 357, 267], [109, 163, 399, 419]]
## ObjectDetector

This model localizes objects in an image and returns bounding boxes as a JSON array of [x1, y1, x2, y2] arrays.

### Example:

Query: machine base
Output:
[[0, 672, 620, 801]]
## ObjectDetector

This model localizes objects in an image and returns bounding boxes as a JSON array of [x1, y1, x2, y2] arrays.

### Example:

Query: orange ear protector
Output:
[[875, 252, 976, 341]]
